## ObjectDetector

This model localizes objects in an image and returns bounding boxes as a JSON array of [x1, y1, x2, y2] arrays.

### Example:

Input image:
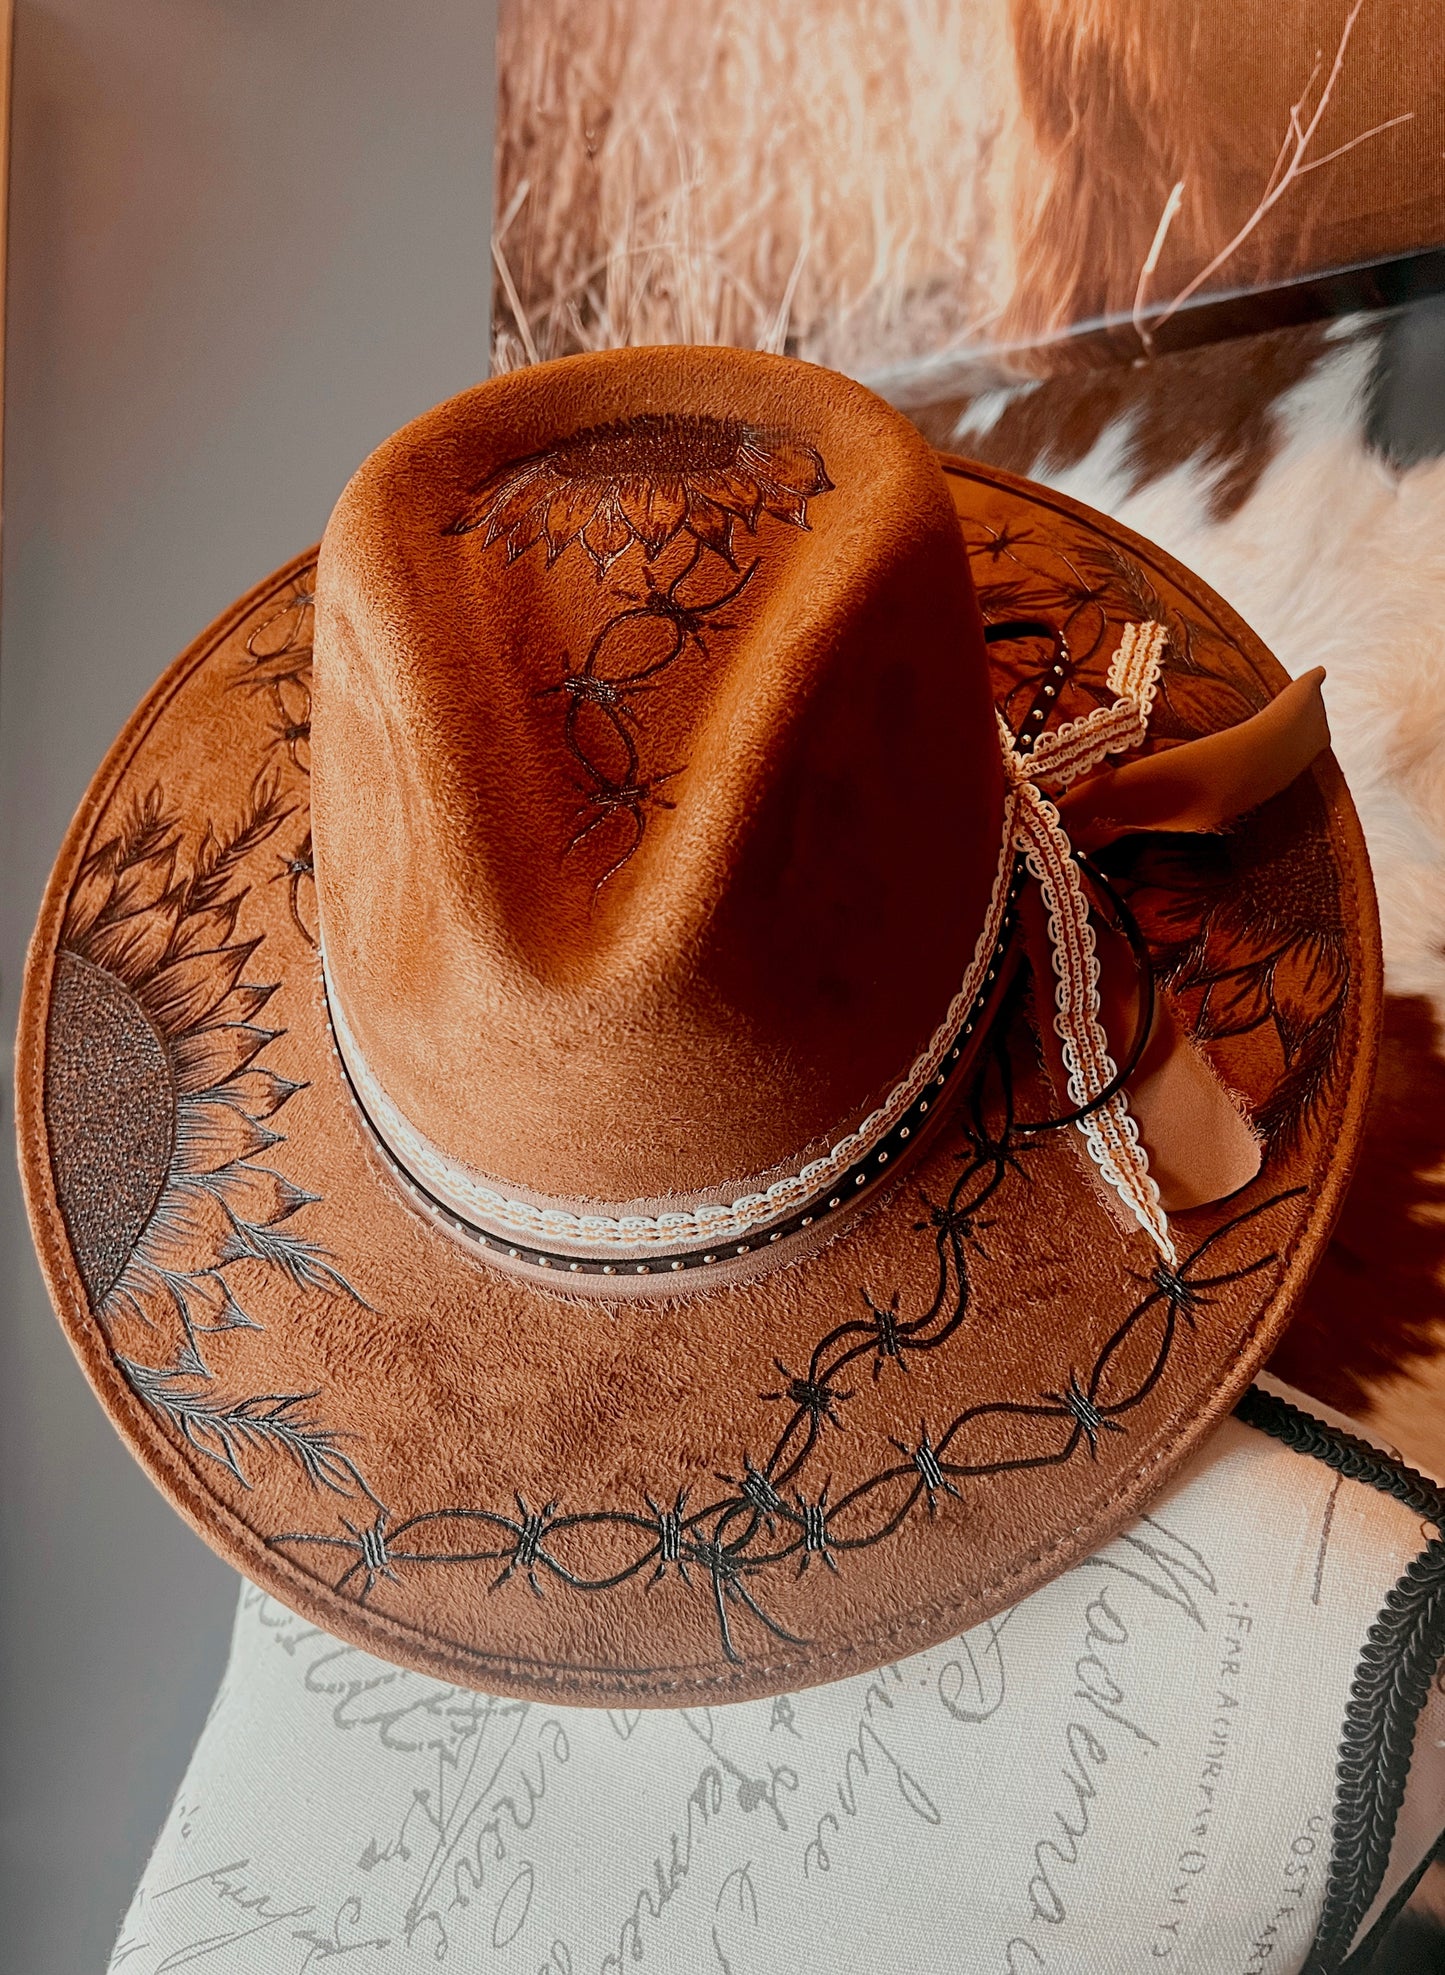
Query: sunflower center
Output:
[[44, 950, 177, 1308], [1234, 819, 1342, 940], [548, 413, 747, 483]]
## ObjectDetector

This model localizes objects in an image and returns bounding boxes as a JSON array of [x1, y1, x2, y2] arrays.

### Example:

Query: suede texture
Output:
[[15, 356, 1381, 1703], [314, 350, 1003, 1201]]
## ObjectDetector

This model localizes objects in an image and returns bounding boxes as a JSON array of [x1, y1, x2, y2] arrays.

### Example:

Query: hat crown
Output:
[[311, 347, 1003, 1204]]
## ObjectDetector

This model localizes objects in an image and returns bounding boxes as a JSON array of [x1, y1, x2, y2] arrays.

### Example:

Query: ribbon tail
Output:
[[1018, 883, 1260, 1226], [1089, 897, 1262, 1212], [1058, 666, 1330, 849], [1009, 633, 1327, 1254], [1014, 786, 1177, 1264]]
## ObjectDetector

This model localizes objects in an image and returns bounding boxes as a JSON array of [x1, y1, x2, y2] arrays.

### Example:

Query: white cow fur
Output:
[[953, 324, 1445, 1021]]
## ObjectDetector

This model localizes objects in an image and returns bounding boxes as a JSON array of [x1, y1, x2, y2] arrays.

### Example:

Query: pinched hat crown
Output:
[[313, 349, 1005, 1237]]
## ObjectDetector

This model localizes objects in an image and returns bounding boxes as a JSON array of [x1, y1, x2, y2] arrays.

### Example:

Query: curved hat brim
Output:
[[16, 457, 1379, 1703]]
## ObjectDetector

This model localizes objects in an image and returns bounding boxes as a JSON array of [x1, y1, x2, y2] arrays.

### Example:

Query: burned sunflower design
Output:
[[44, 781, 360, 1382], [232, 570, 319, 945], [958, 502, 1350, 1149], [1107, 778, 1349, 1147], [445, 412, 833, 574], [446, 414, 835, 890]]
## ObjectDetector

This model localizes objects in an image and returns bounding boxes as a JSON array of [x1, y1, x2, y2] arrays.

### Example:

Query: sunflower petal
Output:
[[260, 1172, 323, 1224], [225, 982, 281, 1025], [694, 469, 762, 522], [747, 435, 832, 495], [644, 480, 688, 549], [1269, 936, 1347, 1064], [1194, 906, 1293, 973], [82, 908, 179, 984], [1127, 886, 1214, 949], [173, 1098, 283, 1175], [468, 465, 548, 545], [106, 847, 179, 921], [215, 1067, 305, 1118], [758, 483, 810, 528], [171, 1022, 277, 1092], [101, 1264, 214, 1374], [63, 861, 122, 945], [138, 942, 260, 1036], [1194, 968, 1274, 1041], [208, 1163, 314, 1228], [544, 484, 597, 558], [582, 501, 633, 570], [616, 478, 660, 547], [505, 499, 550, 563], [183, 1269, 260, 1333], [131, 1181, 236, 1278], [683, 493, 735, 560], [612, 478, 682, 555]]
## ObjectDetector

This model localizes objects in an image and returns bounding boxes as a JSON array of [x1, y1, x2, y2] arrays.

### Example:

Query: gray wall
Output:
[[0, 5, 495, 1967]]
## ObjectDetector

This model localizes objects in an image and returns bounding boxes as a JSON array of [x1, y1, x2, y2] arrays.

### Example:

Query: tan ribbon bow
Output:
[[1006, 625, 1330, 1267]]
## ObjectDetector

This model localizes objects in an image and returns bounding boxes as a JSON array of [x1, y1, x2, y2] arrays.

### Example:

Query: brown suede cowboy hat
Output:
[[16, 347, 1379, 1704]]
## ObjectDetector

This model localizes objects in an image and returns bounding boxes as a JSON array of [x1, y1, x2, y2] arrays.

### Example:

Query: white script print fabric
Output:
[[112, 1381, 1445, 1975]]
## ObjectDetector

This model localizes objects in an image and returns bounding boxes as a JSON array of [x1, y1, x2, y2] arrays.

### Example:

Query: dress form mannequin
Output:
[[111, 1380, 1445, 1975]]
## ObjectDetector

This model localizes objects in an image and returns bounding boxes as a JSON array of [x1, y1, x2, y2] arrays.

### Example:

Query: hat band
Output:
[[322, 620, 1176, 1282], [320, 826, 1019, 1278]]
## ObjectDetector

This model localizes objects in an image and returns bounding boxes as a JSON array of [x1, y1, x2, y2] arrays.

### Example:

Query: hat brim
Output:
[[16, 456, 1380, 1703]]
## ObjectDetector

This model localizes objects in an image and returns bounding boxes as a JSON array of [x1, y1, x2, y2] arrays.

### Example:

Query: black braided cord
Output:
[[1234, 1385, 1445, 1972]]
